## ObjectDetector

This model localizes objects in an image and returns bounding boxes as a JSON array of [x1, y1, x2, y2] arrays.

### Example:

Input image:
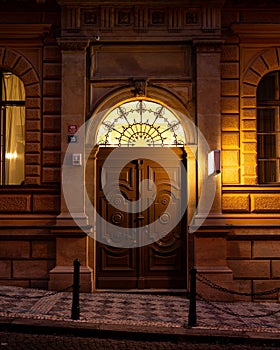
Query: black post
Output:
[[188, 267, 197, 327], [71, 258, 80, 320]]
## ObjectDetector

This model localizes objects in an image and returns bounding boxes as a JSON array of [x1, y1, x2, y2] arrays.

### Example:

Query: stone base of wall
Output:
[[227, 227, 280, 302], [0, 223, 56, 290]]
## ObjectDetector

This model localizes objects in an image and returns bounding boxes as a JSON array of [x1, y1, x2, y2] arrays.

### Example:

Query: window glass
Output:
[[257, 71, 280, 184], [96, 100, 186, 147], [1, 72, 25, 185]]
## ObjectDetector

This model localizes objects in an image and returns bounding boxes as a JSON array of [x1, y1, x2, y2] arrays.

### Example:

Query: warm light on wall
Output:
[[208, 150, 221, 176]]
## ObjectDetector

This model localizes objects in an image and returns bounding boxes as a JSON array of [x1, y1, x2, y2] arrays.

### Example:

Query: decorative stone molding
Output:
[[193, 39, 224, 52], [201, 7, 221, 32], [0, 24, 51, 40], [57, 37, 90, 51], [130, 79, 148, 97]]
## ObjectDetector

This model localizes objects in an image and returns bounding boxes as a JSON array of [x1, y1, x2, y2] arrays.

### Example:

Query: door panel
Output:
[[96, 147, 187, 289]]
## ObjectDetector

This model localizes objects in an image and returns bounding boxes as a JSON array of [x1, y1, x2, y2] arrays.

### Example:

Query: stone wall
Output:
[[228, 228, 280, 302], [0, 230, 56, 289]]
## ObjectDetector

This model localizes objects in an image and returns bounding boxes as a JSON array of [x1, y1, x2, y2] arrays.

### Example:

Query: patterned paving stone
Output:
[[0, 286, 279, 334]]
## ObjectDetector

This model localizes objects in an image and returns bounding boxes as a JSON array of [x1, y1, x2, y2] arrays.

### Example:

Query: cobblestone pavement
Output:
[[0, 332, 279, 350], [0, 285, 279, 336]]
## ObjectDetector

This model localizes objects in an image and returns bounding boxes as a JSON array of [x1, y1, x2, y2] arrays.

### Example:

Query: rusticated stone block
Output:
[[222, 132, 239, 149], [25, 97, 41, 109], [3, 49, 19, 70], [14, 56, 30, 75], [262, 49, 279, 70], [227, 241, 251, 259], [43, 63, 61, 79], [243, 69, 260, 86], [272, 261, 280, 278], [0, 261, 11, 278], [221, 80, 239, 96], [25, 165, 40, 176], [243, 176, 257, 185], [42, 133, 61, 150], [221, 115, 239, 131], [242, 83, 256, 97], [21, 70, 39, 86], [25, 154, 40, 165], [43, 81, 61, 97], [251, 57, 267, 76], [0, 241, 30, 259], [222, 168, 240, 184], [25, 142, 40, 153], [44, 45, 61, 61], [221, 45, 239, 62], [242, 108, 256, 119], [43, 98, 61, 114], [32, 241, 56, 259], [231, 280, 252, 301], [42, 168, 60, 183], [253, 241, 280, 259], [242, 153, 257, 164], [221, 97, 239, 113], [26, 109, 40, 120], [43, 116, 61, 132], [242, 131, 256, 142], [42, 151, 61, 166], [56, 237, 88, 266], [221, 63, 239, 79], [25, 83, 40, 97], [251, 194, 280, 213], [228, 260, 270, 279], [243, 165, 257, 176], [13, 260, 52, 279], [222, 150, 239, 167], [26, 120, 40, 131], [33, 195, 60, 212], [24, 177, 40, 185], [243, 143, 256, 152], [26, 131, 40, 143], [242, 119, 256, 130], [222, 194, 249, 212], [241, 97, 256, 109], [253, 280, 279, 300], [0, 195, 31, 212]]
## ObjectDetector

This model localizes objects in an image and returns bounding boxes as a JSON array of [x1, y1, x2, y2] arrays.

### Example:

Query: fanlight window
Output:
[[96, 100, 186, 147]]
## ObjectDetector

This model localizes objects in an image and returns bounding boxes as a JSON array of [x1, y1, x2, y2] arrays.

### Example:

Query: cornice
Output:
[[0, 24, 51, 40], [231, 24, 280, 38], [57, 37, 90, 51], [58, 0, 225, 6]]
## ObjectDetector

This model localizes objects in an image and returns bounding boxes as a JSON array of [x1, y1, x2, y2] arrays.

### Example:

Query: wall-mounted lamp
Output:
[[208, 150, 221, 176]]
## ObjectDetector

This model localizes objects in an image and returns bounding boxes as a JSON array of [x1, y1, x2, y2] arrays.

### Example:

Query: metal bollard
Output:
[[71, 258, 80, 320], [188, 267, 197, 327]]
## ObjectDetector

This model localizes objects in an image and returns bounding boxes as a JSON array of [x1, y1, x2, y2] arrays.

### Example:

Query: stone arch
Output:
[[240, 47, 280, 184], [0, 47, 41, 185]]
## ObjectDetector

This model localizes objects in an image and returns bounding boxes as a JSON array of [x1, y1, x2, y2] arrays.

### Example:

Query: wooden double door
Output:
[[96, 147, 187, 289]]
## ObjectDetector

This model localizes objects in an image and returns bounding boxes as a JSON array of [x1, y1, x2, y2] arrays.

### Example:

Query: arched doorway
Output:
[[94, 99, 188, 290]]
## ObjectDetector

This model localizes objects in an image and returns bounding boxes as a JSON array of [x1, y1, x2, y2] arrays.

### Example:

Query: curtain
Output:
[[2, 73, 25, 185]]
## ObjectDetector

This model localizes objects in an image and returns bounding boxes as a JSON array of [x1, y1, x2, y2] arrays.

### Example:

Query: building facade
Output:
[[0, 0, 280, 302]]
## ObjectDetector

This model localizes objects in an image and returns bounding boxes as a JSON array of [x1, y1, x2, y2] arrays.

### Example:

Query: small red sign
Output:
[[68, 125, 78, 134]]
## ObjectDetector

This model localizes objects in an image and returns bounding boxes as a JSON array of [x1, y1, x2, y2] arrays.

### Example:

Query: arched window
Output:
[[257, 71, 280, 184], [96, 99, 186, 147], [0, 72, 25, 185]]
